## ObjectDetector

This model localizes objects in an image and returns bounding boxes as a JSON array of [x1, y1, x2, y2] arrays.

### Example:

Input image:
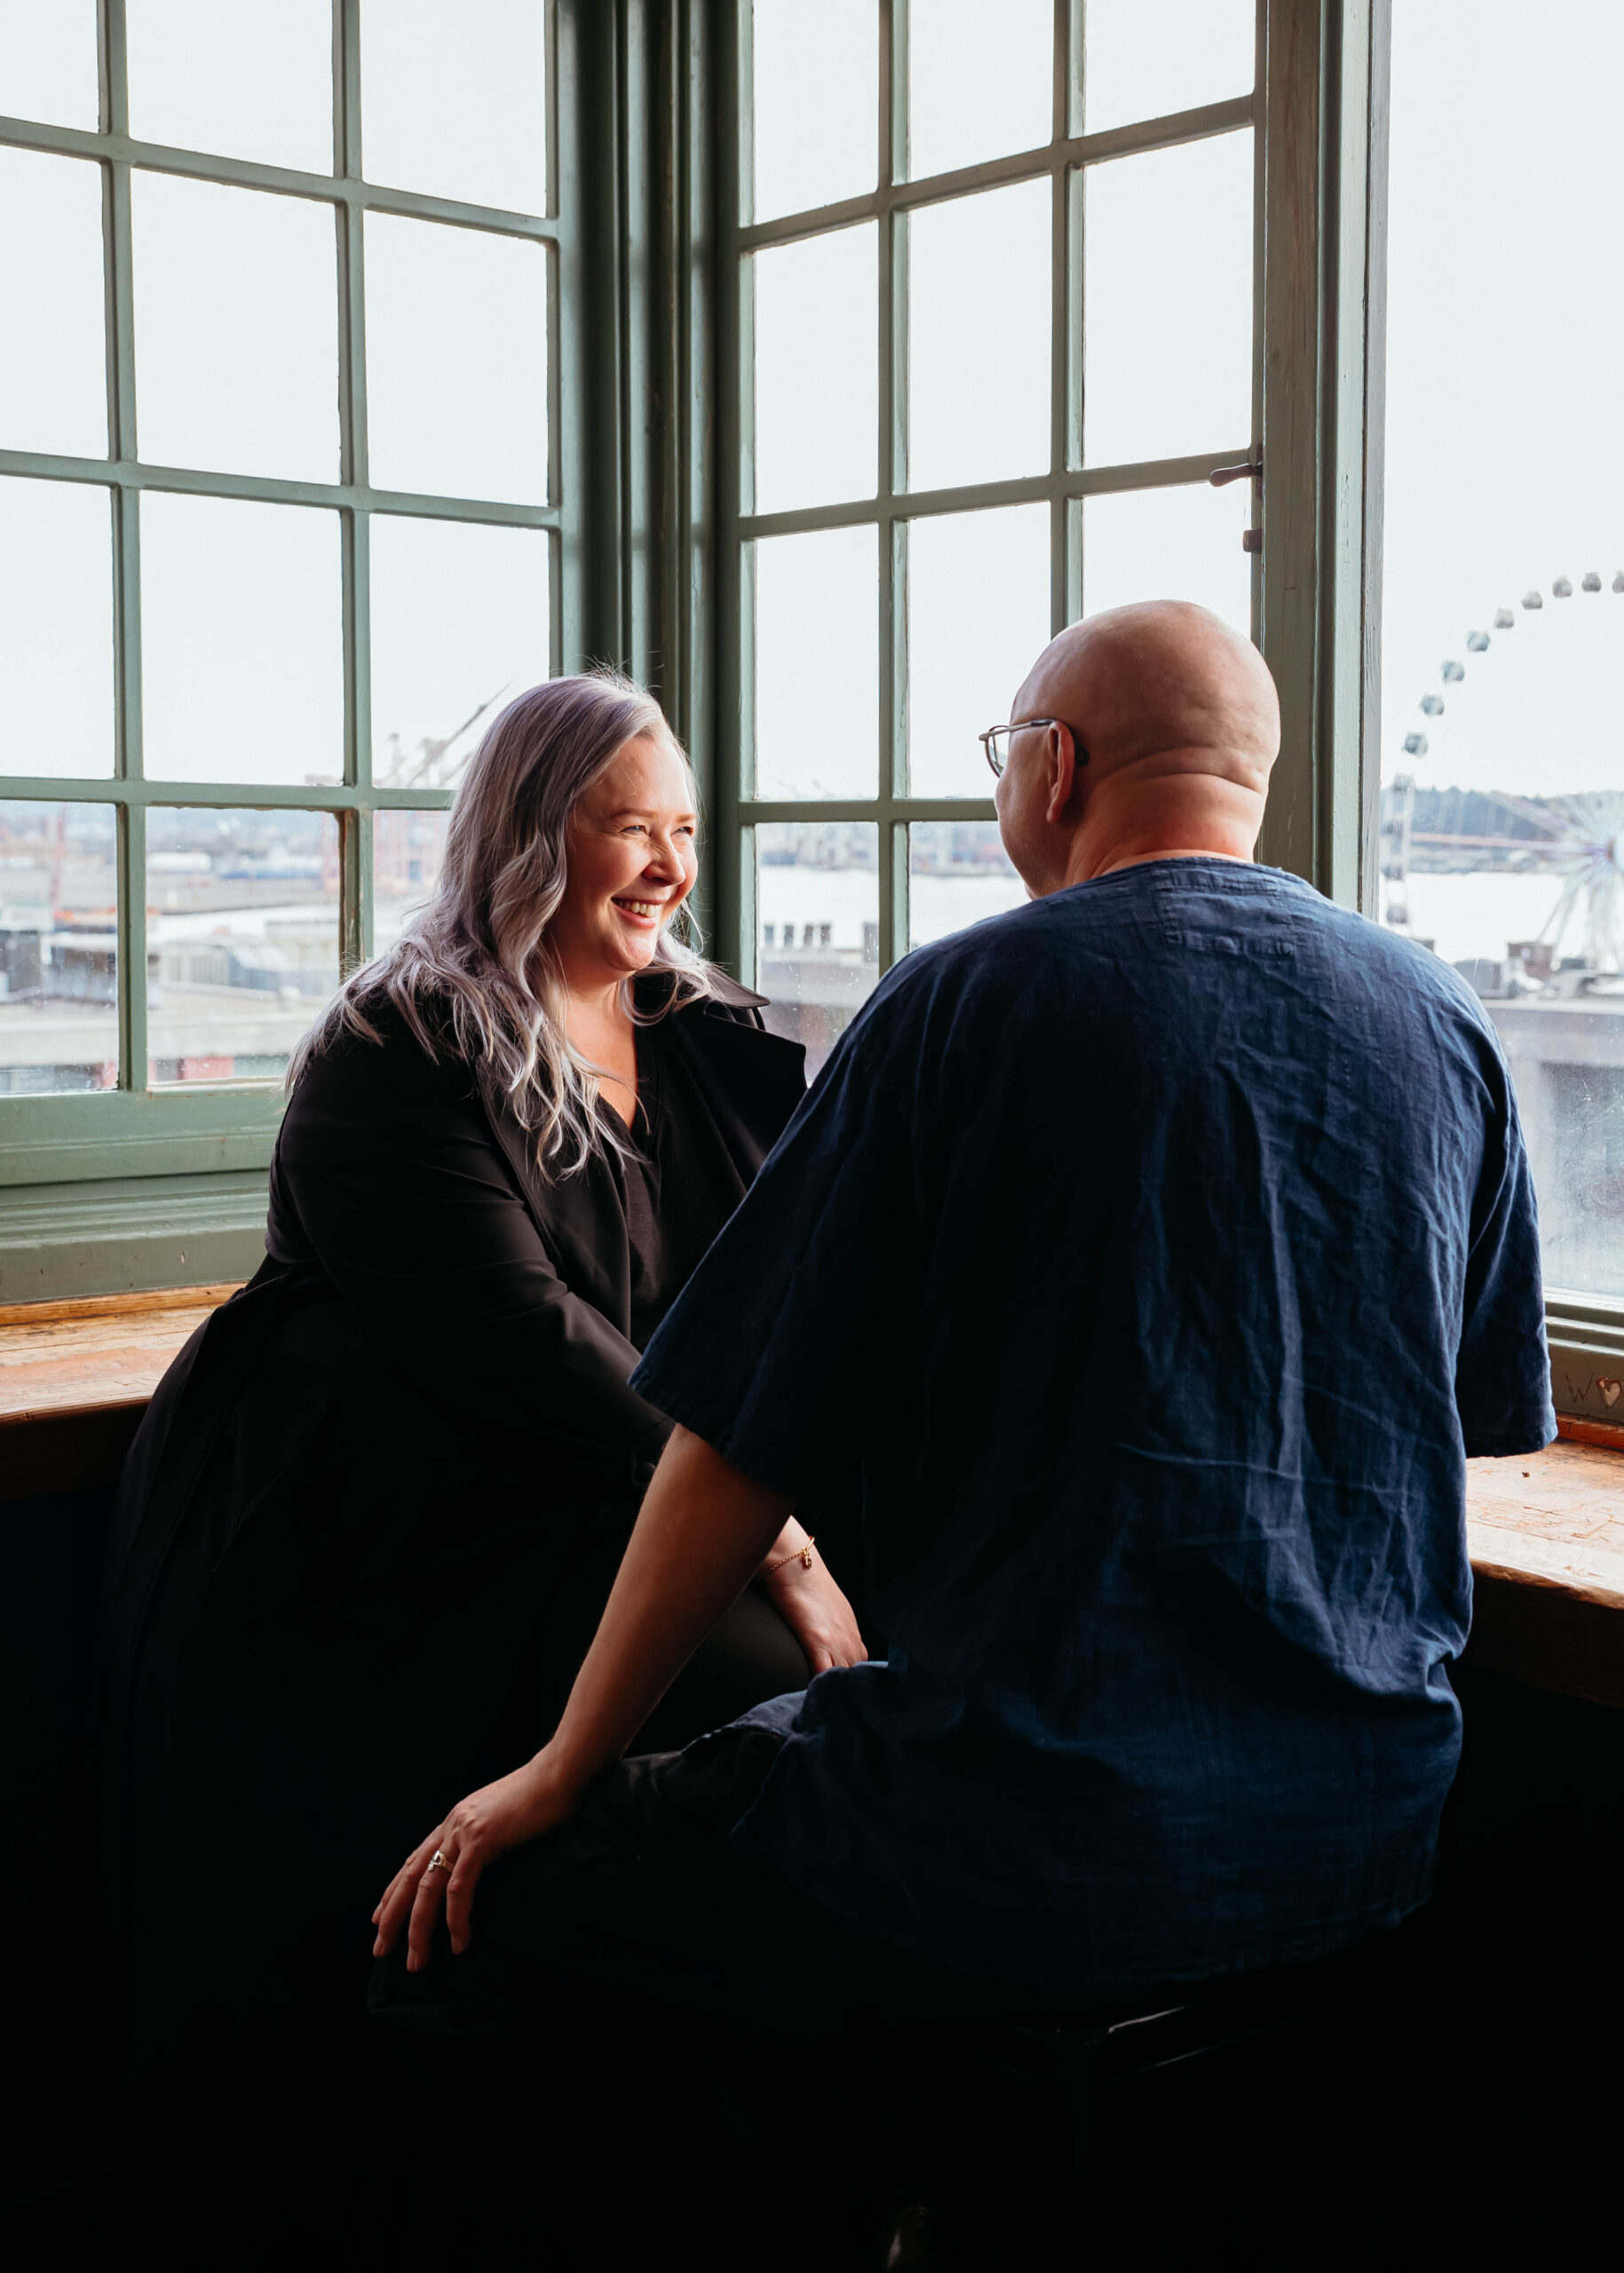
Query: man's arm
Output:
[[372, 1427, 863, 1968], [544, 1425, 796, 1771]]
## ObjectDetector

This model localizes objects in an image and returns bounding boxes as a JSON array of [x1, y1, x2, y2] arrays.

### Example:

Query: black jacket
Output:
[[96, 975, 805, 1969]]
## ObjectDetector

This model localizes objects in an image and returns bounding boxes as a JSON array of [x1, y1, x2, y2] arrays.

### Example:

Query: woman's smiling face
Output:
[[549, 734, 700, 992]]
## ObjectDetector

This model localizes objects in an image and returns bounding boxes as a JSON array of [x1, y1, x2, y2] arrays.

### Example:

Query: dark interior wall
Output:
[[7, 1461, 1621, 2229]]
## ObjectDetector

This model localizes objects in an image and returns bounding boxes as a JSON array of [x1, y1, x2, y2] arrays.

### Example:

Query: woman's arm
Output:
[[372, 1425, 866, 1968]]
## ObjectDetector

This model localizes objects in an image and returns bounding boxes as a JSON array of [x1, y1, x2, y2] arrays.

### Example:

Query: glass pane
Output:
[[370, 515, 550, 788], [1083, 0, 1255, 134], [131, 172, 338, 482], [0, 146, 107, 458], [1081, 481, 1251, 635], [907, 0, 1050, 181], [360, 0, 546, 215], [374, 809, 449, 954], [1082, 130, 1253, 468], [0, 477, 114, 779], [751, 0, 877, 224], [757, 820, 878, 1080], [126, 0, 333, 174], [907, 178, 1050, 493], [147, 807, 340, 1085], [907, 503, 1050, 797], [1378, 1, 1624, 1301], [365, 214, 547, 503], [140, 493, 343, 785], [753, 524, 877, 801], [752, 224, 876, 514], [0, 802, 118, 1094], [0, 0, 98, 131], [909, 823, 1025, 949]]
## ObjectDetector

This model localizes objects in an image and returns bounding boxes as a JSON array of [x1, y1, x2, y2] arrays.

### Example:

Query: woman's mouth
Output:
[[614, 898, 662, 923]]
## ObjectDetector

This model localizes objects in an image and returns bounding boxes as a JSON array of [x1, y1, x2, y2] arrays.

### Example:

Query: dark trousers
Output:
[[367, 1718, 1116, 2264], [368, 1715, 1085, 2042]]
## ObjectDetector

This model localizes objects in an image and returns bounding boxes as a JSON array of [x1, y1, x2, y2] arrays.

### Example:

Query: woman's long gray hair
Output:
[[289, 671, 719, 1176]]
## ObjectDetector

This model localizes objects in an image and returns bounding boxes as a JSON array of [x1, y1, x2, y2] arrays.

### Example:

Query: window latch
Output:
[[1208, 457, 1263, 488]]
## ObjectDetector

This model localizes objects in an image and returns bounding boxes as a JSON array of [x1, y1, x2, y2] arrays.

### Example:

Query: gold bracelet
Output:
[[764, 1535, 816, 1575]]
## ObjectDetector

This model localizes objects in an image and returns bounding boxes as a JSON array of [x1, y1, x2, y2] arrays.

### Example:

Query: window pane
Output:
[[907, 178, 1050, 493], [1082, 131, 1253, 468], [0, 146, 107, 458], [1378, 1, 1624, 1301], [147, 807, 339, 1085], [365, 215, 547, 503], [752, 224, 876, 514], [131, 172, 338, 482], [370, 515, 549, 788], [0, 802, 118, 1094], [757, 820, 878, 1080], [126, 0, 333, 174], [0, 477, 114, 779], [0, 0, 99, 131], [375, 810, 449, 954], [909, 823, 1025, 949], [751, 0, 876, 224], [753, 524, 877, 801], [1081, 481, 1251, 635], [907, 0, 1050, 181], [1083, 0, 1255, 134], [140, 493, 343, 785], [360, 0, 546, 215], [907, 503, 1050, 797]]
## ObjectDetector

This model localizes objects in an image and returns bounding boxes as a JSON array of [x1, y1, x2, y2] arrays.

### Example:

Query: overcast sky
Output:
[[1381, 0, 1624, 800]]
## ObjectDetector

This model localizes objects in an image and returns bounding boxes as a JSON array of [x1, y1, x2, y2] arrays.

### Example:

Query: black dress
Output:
[[96, 971, 809, 1993]]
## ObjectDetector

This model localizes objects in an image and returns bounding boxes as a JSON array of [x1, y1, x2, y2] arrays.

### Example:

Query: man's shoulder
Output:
[[864, 862, 1501, 1044]]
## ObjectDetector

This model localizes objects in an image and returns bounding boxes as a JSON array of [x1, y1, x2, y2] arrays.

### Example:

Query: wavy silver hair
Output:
[[289, 671, 720, 1176]]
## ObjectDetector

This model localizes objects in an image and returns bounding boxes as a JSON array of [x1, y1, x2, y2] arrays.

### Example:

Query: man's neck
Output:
[[1050, 771, 1264, 893]]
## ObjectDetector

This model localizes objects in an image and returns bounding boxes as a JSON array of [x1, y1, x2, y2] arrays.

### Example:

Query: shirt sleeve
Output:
[[1454, 1047, 1557, 1457], [630, 1009, 920, 1495]]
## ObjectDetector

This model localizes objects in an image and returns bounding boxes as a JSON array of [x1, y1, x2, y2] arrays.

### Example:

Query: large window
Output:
[[1377, 0, 1624, 1313], [721, 0, 1258, 1071], [0, 3, 556, 1129]]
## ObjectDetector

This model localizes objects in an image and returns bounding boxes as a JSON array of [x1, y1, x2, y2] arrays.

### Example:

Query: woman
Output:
[[98, 672, 864, 1993]]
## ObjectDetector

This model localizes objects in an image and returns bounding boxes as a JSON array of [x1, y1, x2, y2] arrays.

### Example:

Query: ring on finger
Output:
[[426, 1849, 452, 1874]]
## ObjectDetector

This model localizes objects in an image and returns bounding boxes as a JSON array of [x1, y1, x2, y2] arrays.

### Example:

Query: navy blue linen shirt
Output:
[[631, 859, 1554, 1987]]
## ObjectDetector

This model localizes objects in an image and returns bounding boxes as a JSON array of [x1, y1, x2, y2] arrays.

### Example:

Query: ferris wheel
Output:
[[1383, 571, 1624, 970]]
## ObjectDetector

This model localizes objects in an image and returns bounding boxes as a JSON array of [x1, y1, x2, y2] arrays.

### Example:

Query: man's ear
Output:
[[1042, 725, 1080, 826]]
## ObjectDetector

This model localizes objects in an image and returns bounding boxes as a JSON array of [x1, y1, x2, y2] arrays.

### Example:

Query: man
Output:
[[373, 600, 1552, 2014]]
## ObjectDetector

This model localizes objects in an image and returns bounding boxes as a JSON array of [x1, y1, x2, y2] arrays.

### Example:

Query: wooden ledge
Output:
[[0, 1285, 239, 1501], [1463, 1429, 1624, 1707]]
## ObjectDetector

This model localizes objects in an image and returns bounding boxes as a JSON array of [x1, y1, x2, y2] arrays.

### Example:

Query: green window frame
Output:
[[0, 2, 1389, 1305], [0, 1, 573, 1295], [710, 0, 1387, 988]]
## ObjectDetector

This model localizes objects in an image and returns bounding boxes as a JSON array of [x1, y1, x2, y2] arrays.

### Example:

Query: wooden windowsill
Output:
[[0, 1285, 240, 1501], [1, 1291, 1622, 1707], [1463, 1426, 1624, 1708]]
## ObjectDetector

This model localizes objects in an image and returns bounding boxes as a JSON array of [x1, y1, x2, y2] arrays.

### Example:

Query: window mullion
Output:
[[335, 0, 371, 975], [876, 0, 905, 972], [101, 1, 145, 1088]]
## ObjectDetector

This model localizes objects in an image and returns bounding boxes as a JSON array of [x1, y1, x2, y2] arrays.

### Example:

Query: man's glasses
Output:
[[979, 717, 1087, 779]]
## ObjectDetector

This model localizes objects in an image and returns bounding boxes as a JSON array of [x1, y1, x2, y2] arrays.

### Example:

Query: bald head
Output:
[[995, 602, 1281, 895]]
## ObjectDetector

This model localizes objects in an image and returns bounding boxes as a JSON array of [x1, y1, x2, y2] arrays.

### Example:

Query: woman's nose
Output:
[[642, 836, 686, 877]]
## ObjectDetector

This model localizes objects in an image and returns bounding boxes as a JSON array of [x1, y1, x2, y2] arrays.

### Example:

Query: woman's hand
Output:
[[371, 1747, 583, 1973], [757, 1524, 867, 1675]]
